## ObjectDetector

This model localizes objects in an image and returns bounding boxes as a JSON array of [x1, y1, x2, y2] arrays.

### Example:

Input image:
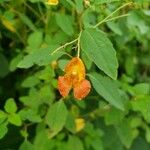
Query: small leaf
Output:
[[9, 54, 23, 72], [0, 110, 6, 119], [131, 96, 150, 123], [46, 100, 68, 134], [21, 76, 40, 88], [8, 113, 22, 126], [55, 14, 74, 36], [116, 119, 139, 148], [0, 123, 8, 139], [67, 136, 84, 150], [4, 98, 17, 113], [104, 107, 125, 125], [27, 31, 43, 49], [19, 109, 42, 123], [19, 140, 34, 150]]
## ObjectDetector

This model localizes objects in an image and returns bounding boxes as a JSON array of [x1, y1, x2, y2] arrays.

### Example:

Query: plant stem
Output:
[[77, 31, 82, 58], [50, 39, 78, 55], [94, 2, 132, 28], [104, 14, 130, 23]]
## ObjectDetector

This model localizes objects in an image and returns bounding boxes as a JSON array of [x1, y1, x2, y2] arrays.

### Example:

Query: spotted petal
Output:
[[58, 76, 72, 97]]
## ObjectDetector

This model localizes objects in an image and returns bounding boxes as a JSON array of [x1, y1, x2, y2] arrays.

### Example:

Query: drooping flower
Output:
[[46, 0, 59, 5], [58, 57, 91, 100]]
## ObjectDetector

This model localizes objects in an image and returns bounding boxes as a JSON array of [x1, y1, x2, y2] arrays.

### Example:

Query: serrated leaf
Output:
[[19, 109, 42, 123], [8, 113, 22, 126], [81, 28, 118, 79], [4, 98, 17, 113], [89, 73, 124, 110]]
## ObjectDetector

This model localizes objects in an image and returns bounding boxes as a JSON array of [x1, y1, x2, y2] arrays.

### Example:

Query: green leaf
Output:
[[65, 113, 76, 133], [104, 107, 125, 125], [131, 96, 150, 123], [67, 136, 84, 150], [58, 59, 69, 71], [89, 73, 124, 110], [81, 28, 118, 79], [18, 13, 37, 31], [116, 118, 139, 148], [132, 83, 150, 96], [21, 76, 40, 88], [0, 111, 7, 124], [19, 109, 42, 123], [145, 126, 150, 143], [127, 11, 149, 34], [75, 0, 84, 13], [82, 52, 93, 70], [27, 31, 43, 49], [106, 21, 123, 35], [0, 110, 6, 119], [46, 100, 68, 134], [55, 14, 74, 36], [4, 98, 17, 113], [8, 113, 22, 126], [9, 54, 23, 72], [0, 123, 8, 139], [17, 46, 63, 69], [19, 140, 34, 150], [34, 129, 55, 150]]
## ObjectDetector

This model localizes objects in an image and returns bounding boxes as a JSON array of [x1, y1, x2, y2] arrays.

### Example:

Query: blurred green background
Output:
[[0, 0, 150, 150]]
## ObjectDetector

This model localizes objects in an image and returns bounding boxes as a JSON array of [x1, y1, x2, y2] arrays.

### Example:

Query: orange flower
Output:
[[46, 0, 59, 5], [58, 57, 91, 100]]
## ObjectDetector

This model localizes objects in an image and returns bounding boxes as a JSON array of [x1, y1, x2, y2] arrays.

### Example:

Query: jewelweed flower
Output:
[[58, 57, 91, 100], [46, 0, 58, 5]]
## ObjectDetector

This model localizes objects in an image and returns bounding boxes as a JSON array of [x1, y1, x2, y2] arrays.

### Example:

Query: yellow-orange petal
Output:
[[65, 57, 85, 82], [58, 76, 72, 97], [46, 0, 58, 5], [73, 79, 91, 100]]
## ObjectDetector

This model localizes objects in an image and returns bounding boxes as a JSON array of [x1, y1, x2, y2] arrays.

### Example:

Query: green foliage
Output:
[[0, 0, 150, 149], [89, 73, 124, 110], [81, 28, 118, 79], [45, 100, 68, 136]]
